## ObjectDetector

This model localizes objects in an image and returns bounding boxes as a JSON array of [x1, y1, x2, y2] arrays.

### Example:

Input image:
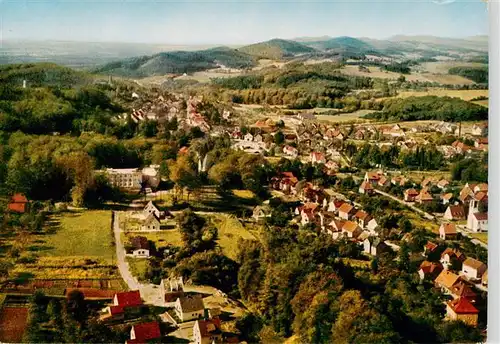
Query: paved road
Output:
[[373, 189, 435, 220], [113, 211, 164, 305]]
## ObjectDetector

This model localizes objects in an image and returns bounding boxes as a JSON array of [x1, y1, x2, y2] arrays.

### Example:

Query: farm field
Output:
[[422, 74, 474, 85], [38, 210, 114, 263], [419, 61, 487, 74], [316, 109, 374, 123], [395, 89, 488, 101], [339, 65, 430, 82], [0, 306, 29, 343]]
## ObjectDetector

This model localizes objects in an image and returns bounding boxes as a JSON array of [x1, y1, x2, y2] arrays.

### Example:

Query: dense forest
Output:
[[448, 66, 488, 84], [364, 96, 488, 122]]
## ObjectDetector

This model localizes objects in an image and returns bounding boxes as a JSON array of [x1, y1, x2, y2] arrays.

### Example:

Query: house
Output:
[[418, 261, 443, 281], [452, 141, 472, 155], [404, 189, 419, 202], [450, 281, 477, 303], [299, 203, 320, 226], [353, 210, 372, 228], [472, 123, 487, 136], [435, 270, 462, 295], [467, 212, 488, 232], [358, 181, 374, 195], [161, 277, 185, 303], [366, 218, 379, 234], [127, 236, 150, 258], [252, 205, 272, 223], [101, 290, 143, 320], [338, 203, 355, 220], [142, 166, 161, 188], [364, 172, 381, 185], [193, 318, 223, 344], [283, 145, 298, 158], [325, 160, 339, 172], [310, 151, 326, 164], [443, 205, 466, 221], [326, 219, 345, 239], [144, 201, 161, 219], [445, 297, 479, 327], [342, 221, 362, 239], [326, 199, 344, 213], [461, 257, 487, 281], [174, 295, 205, 322], [423, 241, 439, 256], [7, 193, 28, 213], [441, 193, 453, 205], [127, 322, 162, 344], [354, 129, 365, 140], [254, 134, 263, 142], [437, 179, 449, 190], [296, 112, 316, 122], [141, 213, 160, 231], [179, 146, 190, 155], [440, 248, 465, 270], [421, 177, 436, 188], [416, 188, 433, 204], [363, 237, 391, 256], [377, 176, 390, 187], [244, 133, 254, 141]]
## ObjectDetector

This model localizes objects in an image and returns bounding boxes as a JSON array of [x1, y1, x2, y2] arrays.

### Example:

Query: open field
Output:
[[316, 109, 374, 123], [470, 232, 488, 244], [231, 189, 256, 199], [419, 61, 487, 74], [122, 229, 184, 249], [38, 210, 114, 263], [0, 307, 29, 343], [126, 258, 149, 282], [340, 65, 430, 82], [472, 99, 489, 107], [395, 89, 488, 101], [422, 74, 474, 85], [211, 214, 258, 260]]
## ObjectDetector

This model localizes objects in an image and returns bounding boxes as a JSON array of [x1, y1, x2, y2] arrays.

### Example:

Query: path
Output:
[[373, 189, 435, 220], [113, 211, 164, 305]]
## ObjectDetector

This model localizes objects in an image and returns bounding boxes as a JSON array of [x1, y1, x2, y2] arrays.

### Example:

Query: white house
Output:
[[193, 319, 223, 344], [467, 212, 488, 232], [141, 213, 160, 231], [443, 205, 466, 221], [244, 133, 254, 141], [104, 168, 142, 189], [144, 201, 161, 219], [174, 295, 205, 322], [461, 257, 487, 281], [283, 145, 298, 158], [128, 236, 150, 258]]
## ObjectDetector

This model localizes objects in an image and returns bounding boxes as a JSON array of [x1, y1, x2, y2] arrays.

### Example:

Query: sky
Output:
[[0, 0, 489, 45]]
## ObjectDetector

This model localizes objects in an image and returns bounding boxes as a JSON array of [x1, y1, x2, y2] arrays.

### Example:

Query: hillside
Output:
[[94, 47, 257, 78], [237, 39, 317, 59], [0, 63, 91, 87], [306, 36, 375, 54]]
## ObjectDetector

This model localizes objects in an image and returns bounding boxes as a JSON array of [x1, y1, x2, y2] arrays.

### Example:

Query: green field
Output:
[[212, 214, 257, 260], [126, 258, 149, 282], [38, 210, 114, 263], [470, 232, 488, 244], [123, 229, 184, 249]]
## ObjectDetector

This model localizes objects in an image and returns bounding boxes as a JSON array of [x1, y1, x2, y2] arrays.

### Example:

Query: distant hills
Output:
[[0, 35, 488, 78]]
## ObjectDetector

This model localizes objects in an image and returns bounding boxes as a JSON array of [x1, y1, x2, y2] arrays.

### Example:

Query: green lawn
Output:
[[38, 210, 114, 263], [123, 230, 184, 249], [470, 232, 488, 244], [126, 258, 148, 282]]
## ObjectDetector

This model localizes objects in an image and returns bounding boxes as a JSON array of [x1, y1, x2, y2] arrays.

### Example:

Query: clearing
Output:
[[122, 230, 184, 249], [470, 232, 488, 245], [395, 89, 488, 101], [316, 109, 374, 124], [211, 214, 258, 260]]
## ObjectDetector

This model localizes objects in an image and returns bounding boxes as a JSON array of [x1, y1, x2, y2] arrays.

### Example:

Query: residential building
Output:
[[141, 213, 160, 231], [363, 237, 391, 256], [416, 188, 433, 204], [193, 319, 223, 344], [144, 201, 161, 219], [450, 281, 477, 302], [482, 270, 488, 287], [423, 241, 439, 257], [127, 322, 162, 344], [443, 205, 466, 221], [174, 295, 205, 322], [283, 145, 298, 158], [101, 290, 143, 320], [440, 248, 465, 270], [338, 203, 355, 220], [342, 221, 362, 239], [461, 257, 487, 281], [310, 151, 326, 164], [404, 189, 419, 202], [8, 193, 28, 213], [435, 270, 461, 295], [358, 181, 374, 195], [252, 205, 272, 223], [364, 172, 382, 185], [445, 298, 479, 327], [441, 193, 453, 205], [418, 261, 443, 281], [437, 179, 450, 190], [127, 236, 150, 258], [472, 123, 487, 136], [354, 210, 372, 228], [439, 223, 458, 240], [467, 212, 488, 232]]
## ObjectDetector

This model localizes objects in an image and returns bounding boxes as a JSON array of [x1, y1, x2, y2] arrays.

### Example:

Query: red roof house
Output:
[[8, 193, 28, 213], [128, 322, 162, 344]]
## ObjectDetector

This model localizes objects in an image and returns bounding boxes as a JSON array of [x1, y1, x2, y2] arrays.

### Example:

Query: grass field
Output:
[[211, 214, 257, 260], [126, 258, 149, 282], [231, 189, 256, 199], [0, 307, 29, 343], [38, 210, 114, 263], [123, 229, 184, 249], [316, 109, 374, 123], [395, 89, 488, 101], [419, 61, 487, 74], [340, 65, 429, 82], [470, 232, 488, 244]]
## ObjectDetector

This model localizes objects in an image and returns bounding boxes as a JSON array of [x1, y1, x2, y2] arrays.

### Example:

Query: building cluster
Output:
[[97, 165, 160, 190]]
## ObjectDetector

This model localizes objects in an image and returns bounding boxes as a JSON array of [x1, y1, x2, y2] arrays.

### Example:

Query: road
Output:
[[112, 211, 164, 305], [373, 189, 435, 220]]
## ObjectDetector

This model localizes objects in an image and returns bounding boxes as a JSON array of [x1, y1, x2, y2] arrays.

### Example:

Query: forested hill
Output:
[[0, 63, 91, 87], [363, 96, 488, 122], [94, 47, 258, 77], [237, 39, 317, 59]]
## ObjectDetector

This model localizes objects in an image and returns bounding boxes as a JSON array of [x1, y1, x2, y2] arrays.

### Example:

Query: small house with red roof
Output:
[[127, 322, 162, 344], [193, 318, 223, 344], [342, 221, 362, 239], [404, 189, 419, 202], [418, 261, 443, 281], [440, 248, 465, 270], [338, 203, 356, 221], [423, 241, 439, 256], [358, 181, 374, 195], [101, 290, 143, 320], [310, 151, 326, 165], [446, 297, 479, 327], [439, 223, 458, 240], [8, 193, 28, 213], [443, 205, 466, 221]]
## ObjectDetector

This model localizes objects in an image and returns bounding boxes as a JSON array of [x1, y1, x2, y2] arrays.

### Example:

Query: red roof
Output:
[[425, 241, 438, 252], [197, 318, 222, 337], [109, 305, 125, 315], [473, 212, 488, 221], [448, 297, 479, 314], [11, 193, 28, 203], [8, 193, 28, 213], [132, 322, 161, 342], [115, 290, 142, 307]]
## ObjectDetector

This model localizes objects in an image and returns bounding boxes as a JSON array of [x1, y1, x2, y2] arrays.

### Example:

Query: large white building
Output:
[[105, 168, 143, 189]]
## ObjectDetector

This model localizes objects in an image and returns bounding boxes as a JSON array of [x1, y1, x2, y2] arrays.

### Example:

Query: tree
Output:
[[274, 131, 285, 145], [65, 289, 87, 323], [169, 155, 199, 200]]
